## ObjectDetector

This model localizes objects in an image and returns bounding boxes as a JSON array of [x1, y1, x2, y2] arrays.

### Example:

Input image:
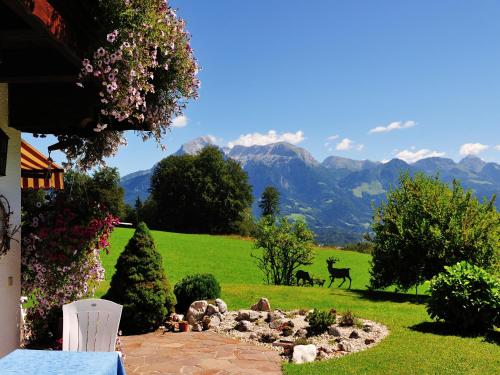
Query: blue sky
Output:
[[26, 0, 500, 175]]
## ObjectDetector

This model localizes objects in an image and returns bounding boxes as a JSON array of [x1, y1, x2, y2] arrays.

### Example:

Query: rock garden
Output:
[[165, 297, 388, 364]]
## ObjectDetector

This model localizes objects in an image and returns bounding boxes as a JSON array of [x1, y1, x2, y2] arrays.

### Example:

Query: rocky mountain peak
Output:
[[458, 155, 487, 173]]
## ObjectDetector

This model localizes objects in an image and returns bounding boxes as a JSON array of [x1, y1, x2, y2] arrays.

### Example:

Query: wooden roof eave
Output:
[[0, 0, 91, 83], [0, 0, 115, 137]]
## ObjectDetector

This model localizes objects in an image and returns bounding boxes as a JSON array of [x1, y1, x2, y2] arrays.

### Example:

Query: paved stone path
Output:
[[121, 331, 283, 375]]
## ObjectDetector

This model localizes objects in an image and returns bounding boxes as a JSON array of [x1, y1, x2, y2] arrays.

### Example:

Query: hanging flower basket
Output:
[[60, 0, 200, 170]]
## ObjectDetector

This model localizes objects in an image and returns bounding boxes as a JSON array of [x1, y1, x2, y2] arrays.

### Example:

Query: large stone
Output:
[[269, 319, 283, 330], [338, 340, 353, 352], [215, 298, 227, 314], [294, 328, 308, 339], [260, 332, 279, 343], [186, 300, 208, 326], [235, 320, 253, 332], [251, 297, 271, 312], [349, 330, 360, 339], [236, 309, 260, 322], [292, 344, 317, 364], [266, 311, 285, 323], [202, 315, 211, 330], [209, 314, 221, 328], [206, 304, 219, 316], [328, 326, 342, 337], [273, 340, 294, 355], [363, 323, 374, 333], [191, 323, 203, 332], [316, 345, 332, 359]]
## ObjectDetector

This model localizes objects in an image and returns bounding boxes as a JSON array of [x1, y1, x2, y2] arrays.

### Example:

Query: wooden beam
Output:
[[1, 0, 82, 67], [0, 75, 76, 83], [0, 30, 48, 48], [8, 82, 150, 136]]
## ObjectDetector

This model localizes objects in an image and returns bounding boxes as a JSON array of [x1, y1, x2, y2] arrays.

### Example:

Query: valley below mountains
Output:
[[121, 137, 500, 244]]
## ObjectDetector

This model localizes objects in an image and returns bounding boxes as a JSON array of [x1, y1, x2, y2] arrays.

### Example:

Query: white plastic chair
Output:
[[62, 299, 123, 352]]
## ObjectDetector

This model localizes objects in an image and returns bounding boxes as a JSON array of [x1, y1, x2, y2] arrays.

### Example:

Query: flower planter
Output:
[[178, 321, 190, 332]]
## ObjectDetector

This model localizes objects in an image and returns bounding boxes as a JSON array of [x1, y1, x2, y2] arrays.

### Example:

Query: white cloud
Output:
[[327, 134, 339, 141], [395, 149, 446, 163], [335, 138, 364, 151], [172, 115, 188, 128], [227, 130, 305, 148], [369, 120, 416, 134], [494, 145, 500, 151], [459, 143, 489, 156]]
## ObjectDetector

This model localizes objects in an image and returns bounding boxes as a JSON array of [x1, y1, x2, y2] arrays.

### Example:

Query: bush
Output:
[[293, 338, 311, 347], [307, 309, 336, 335], [343, 242, 373, 254], [104, 222, 175, 334], [174, 273, 221, 312], [339, 311, 357, 327], [150, 146, 253, 234], [427, 261, 500, 332], [253, 217, 315, 285], [370, 173, 499, 291]]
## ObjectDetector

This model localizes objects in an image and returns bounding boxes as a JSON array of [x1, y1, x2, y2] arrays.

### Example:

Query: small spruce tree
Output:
[[104, 222, 175, 333], [259, 186, 280, 218]]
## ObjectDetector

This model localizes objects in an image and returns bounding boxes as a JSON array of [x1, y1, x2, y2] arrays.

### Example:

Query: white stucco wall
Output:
[[0, 83, 21, 357]]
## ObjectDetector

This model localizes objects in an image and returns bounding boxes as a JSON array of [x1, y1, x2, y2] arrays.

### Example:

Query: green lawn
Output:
[[98, 228, 500, 375]]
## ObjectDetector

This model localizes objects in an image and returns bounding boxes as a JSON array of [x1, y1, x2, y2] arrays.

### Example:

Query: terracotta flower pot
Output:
[[178, 321, 190, 332]]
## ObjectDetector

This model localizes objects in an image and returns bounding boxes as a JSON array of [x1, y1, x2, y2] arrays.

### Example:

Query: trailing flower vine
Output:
[[21, 192, 119, 345], [62, 0, 200, 170]]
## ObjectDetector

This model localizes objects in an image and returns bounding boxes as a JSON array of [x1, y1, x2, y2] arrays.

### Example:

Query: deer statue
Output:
[[326, 257, 352, 289], [295, 270, 314, 286]]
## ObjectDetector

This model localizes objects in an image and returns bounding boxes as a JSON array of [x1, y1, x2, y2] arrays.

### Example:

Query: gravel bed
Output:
[[210, 309, 389, 362]]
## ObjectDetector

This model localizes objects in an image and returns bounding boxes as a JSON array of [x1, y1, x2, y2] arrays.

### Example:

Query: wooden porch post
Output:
[[0, 83, 22, 357]]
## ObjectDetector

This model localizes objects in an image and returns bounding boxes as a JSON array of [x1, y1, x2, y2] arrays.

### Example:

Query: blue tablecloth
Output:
[[0, 349, 126, 375]]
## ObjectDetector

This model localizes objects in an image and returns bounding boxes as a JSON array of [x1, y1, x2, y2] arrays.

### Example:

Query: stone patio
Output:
[[121, 331, 283, 375]]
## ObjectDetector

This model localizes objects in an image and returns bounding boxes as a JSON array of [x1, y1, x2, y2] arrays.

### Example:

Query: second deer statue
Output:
[[326, 257, 352, 289]]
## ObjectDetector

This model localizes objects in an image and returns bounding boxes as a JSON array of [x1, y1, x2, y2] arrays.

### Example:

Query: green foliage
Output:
[[173, 273, 221, 313], [253, 217, 315, 285], [97, 228, 372, 296], [282, 325, 294, 336], [63, 0, 199, 170], [123, 204, 137, 225], [343, 241, 374, 254], [259, 186, 280, 218], [235, 207, 257, 237], [104, 222, 174, 333], [100, 229, 500, 374], [123, 197, 144, 226], [293, 338, 311, 347], [307, 309, 336, 335], [339, 311, 358, 327], [370, 172, 500, 291], [150, 146, 253, 234], [427, 261, 500, 332], [64, 167, 125, 219]]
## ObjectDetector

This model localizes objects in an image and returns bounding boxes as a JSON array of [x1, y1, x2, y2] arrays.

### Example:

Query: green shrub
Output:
[[282, 326, 294, 336], [174, 273, 221, 312], [293, 338, 311, 347], [307, 309, 336, 335], [339, 311, 357, 327], [427, 261, 500, 332], [104, 222, 175, 334]]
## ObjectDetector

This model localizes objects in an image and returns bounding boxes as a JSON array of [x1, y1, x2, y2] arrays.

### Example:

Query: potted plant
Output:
[[178, 321, 190, 332]]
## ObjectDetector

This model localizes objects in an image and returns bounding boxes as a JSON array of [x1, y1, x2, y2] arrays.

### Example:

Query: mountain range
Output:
[[120, 137, 500, 244]]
